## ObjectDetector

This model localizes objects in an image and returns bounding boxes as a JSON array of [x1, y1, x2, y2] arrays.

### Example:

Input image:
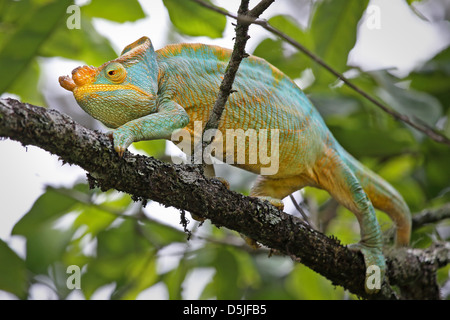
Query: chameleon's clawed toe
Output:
[[243, 235, 261, 249], [347, 243, 386, 294], [256, 196, 284, 211], [191, 213, 206, 222], [214, 177, 230, 189], [115, 146, 126, 158]]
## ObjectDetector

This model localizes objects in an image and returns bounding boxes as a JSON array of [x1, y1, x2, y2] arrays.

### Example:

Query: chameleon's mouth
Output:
[[59, 65, 98, 92]]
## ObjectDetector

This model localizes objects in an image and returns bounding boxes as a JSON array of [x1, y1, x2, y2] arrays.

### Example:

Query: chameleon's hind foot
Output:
[[348, 243, 386, 294], [106, 130, 130, 157], [242, 234, 261, 249], [190, 213, 206, 222], [255, 196, 284, 211]]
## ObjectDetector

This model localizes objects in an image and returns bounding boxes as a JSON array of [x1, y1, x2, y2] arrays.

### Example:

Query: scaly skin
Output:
[[59, 36, 411, 293]]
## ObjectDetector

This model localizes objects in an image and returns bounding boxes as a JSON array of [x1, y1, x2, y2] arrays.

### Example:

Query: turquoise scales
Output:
[[158, 42, 326, 175], [59, 36, 412, 293]]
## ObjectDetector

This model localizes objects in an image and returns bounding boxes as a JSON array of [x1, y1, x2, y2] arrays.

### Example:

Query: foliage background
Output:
[[0, 0, 449, 299]]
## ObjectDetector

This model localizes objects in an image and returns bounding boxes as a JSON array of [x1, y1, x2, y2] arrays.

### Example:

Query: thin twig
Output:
[[192, 0, 275, 166], [412, 203, 450, 229], [191, 0, 450, 147], [289, 194, 314, 228]]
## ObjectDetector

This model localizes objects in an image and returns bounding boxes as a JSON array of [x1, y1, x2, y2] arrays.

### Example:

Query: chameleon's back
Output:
[[156, 43, 331, 176]]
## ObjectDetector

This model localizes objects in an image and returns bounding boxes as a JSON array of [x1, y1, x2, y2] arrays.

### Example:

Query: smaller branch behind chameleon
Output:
[[191, 0, 450, 148]]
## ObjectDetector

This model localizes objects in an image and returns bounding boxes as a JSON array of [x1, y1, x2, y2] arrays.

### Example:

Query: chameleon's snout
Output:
[[59, 75, 76, 92], [59, 65, 98, 92]]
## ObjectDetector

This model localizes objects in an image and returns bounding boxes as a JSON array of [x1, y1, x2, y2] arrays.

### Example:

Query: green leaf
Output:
[[81, 256, 130, 299], [210, 248, 240, 299], [138, 219, 187, 247], [424, 46, 450, 75], [12, 186, 78, 237], [81, 219, 157, 299], [421, 141, 450, 199], [73, 191, 131, 237], [163, 260, 189, 300], [97, 220, 137, 257], [5, 58, 45, 106], [115, 255, 158, 300], [0, 0, 72, 94], [376, 156, 425, 211], [0, 239, 28, 299], [309, 93, 361, 118], [40, 14, 117, 66], [163, 0, 226, 38], [408, 46, 450, 110], [372, 71, 443, 133], [0, 0, 30, 35], [310, 0, 369, 85], [133, 140, 166, 159], [253, 15, 314, 79], [253, 38, 308, 79], [268, 15, 313, 50], [327, 116, 416, 157], [444, 108, 450, 138], [286, 264, 348, 299], [73, 206, 118, 238], [25, 226, 75, 274], [82, 0, 146, 23]]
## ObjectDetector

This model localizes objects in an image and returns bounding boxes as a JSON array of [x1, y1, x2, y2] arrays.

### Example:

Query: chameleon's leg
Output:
[[359, 180, 411, 247], [359, 179, 410, 247], [244, 175, 306, 248], [111, 100, 189, 156], [315, 153, 385, 294], [250, 175, 306, 210], [342, 151, 411, 246]]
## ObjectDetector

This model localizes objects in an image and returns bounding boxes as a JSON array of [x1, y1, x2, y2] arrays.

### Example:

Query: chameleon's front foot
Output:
[[107, 129, 134, 157], [347, 243, 386, 294]]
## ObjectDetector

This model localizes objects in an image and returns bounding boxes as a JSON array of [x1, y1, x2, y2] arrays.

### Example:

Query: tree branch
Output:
[[412, 203, 450, 230], [1, 97, 448, 299], [198, 0, 275, 161], [191, 0, 450, 148]]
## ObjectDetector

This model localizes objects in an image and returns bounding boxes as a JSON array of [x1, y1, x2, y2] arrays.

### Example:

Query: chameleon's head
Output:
[[59, 36, 159, 128]]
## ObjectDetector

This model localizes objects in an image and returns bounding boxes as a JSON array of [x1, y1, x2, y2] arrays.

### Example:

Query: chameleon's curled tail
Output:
[[337, 145, 411, 246]]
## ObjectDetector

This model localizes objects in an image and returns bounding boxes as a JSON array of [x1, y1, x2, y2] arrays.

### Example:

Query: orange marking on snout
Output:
[[72, 65, 98, 86]]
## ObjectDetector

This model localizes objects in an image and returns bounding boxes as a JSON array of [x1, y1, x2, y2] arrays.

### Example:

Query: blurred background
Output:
[[0, 0, 449, 299]]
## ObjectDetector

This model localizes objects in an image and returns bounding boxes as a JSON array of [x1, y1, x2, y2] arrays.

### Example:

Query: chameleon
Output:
[[59, 36, 411, 293]]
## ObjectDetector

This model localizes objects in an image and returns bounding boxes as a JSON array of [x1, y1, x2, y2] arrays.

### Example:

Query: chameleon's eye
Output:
[[105, 62, 127, 83]]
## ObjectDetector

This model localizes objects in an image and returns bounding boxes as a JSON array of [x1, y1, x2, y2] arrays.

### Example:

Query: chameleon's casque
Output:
[[60, 36, 411, 293]]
